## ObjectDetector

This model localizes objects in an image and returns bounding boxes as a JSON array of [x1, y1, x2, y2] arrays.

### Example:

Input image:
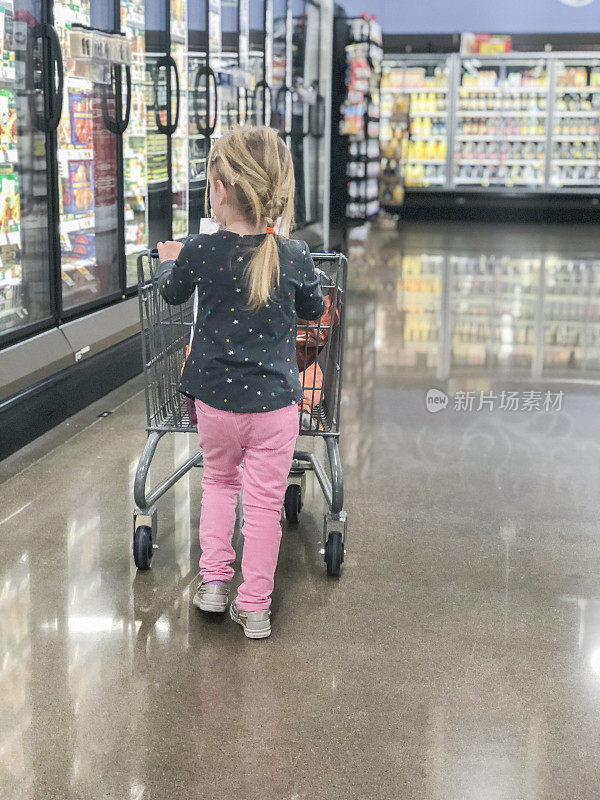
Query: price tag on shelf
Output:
[[61, 271, 76, 287]]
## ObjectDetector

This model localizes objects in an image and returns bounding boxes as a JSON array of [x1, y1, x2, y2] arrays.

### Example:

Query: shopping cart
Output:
[[133, 248, 348, 576]]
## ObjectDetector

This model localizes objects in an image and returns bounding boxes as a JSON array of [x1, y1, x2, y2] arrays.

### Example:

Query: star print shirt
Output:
[[158, 231, 325, 412]]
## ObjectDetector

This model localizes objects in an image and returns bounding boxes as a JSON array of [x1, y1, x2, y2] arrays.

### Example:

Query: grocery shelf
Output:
[[456, 135, 546, 141], [454, 179, 544, 186], [459, 86, 548, 94], [382, 87, 447, 94], [0, 149, 18, 164], [552, 159, 599, 165], [0, 231, 20, 246], [405, 159, 446, 165], [58, 148, 94, 163], [61, 215, 94, 234], [556, 86, 600, 93], [455, 159, 544, 165], [553, 135, 599, 141], [555, 111, 600, 118], [409, 134, 446, 140], [457, 110, 546, 117]]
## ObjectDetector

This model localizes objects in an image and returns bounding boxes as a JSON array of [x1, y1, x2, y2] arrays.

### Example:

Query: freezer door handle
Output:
[[193, 64, 210, 135], [46, 24, 64, 131], [167, 54, 180, 135], [27, 23, 63, 132], [238, 86, 247, 126], [253, 80, 271, 125], [194, 65, 218, 136], [310, 92, 326, 139], [119, 65, 132, 134], [275, 85, 292, 135], [154, 56, 170, 134], [101, 65, 120, 134], [207, 66, 218, 136]]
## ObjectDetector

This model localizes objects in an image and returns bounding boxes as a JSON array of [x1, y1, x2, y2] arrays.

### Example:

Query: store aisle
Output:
[[2, 222, 600, 800]]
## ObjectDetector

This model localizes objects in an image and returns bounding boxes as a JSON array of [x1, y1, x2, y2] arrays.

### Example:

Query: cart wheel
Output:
[[284, 484, 302, 524], [324, 531, 344, 577], [133, 525, 153, 570]]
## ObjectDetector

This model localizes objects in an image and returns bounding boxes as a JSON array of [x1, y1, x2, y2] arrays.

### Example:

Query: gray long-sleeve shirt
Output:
[[158, 230, 324, 413]]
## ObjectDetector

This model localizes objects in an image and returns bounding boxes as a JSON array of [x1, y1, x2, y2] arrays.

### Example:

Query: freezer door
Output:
[[188, 0, 211, 232], [271, 0, 288, 135], [145, 1, 171, 248], [220, 0, 241, 134], [549, 57, 600, 192], [122, 0, 149, 288], [170, 0, 188, 240], [0, 1, 53, 344], [248, 0, 266, 125], [54, 0, 121, 314], [290, 0, 320, 227]]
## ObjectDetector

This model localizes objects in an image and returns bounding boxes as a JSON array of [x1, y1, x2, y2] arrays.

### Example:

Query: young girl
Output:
[[157, 126, 324, 639]]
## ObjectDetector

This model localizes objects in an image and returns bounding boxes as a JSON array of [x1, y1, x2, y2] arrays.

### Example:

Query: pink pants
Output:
[[195, 399, 299, 611]]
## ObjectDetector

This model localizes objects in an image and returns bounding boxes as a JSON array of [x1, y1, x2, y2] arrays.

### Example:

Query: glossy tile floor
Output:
[[2, 221, 600, 800]]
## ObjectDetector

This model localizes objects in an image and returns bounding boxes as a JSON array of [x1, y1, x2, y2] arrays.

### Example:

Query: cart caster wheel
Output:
[[133, 525, 153, 570], [284, 484, 302, 524], [324, 531, 344, 577]]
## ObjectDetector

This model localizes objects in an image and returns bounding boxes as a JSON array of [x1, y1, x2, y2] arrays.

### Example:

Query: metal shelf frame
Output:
[[381, 51, 600, 195]]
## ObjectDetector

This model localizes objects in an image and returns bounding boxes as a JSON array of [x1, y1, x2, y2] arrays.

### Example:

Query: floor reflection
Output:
[[351, 222, 600, 381]]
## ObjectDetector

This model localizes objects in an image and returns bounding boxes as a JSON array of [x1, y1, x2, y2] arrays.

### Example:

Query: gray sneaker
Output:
[[193, 582, 229, 613], [229, 600, 271, 639]]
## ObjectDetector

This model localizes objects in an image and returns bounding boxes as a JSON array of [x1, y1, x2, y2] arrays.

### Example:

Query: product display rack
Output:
[[379, 52, 600, 198], [380, 55, 452, 194], [331, 14, 382, 226]]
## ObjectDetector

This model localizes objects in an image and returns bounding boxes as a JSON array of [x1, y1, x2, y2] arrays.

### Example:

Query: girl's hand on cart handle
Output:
[[157, 241, 184, 263]]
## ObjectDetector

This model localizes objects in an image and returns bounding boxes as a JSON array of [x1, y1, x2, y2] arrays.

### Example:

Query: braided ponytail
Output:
[[207, 126, 295, 311]]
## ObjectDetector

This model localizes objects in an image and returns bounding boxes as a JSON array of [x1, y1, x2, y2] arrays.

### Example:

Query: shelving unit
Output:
[[336, 15, 382, 223], [380, 56, 451, 191], [379, 51, 600, 198]]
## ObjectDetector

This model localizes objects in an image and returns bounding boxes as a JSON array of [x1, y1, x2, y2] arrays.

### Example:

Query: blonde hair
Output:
[[206, 126, 295, 311]]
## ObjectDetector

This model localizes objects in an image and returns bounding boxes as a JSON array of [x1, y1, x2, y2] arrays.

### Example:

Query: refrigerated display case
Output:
[[454, 56, 548, 190], [187, 0, 220, 231], [219, 0, 242, 134], [549, 58, 600, 190], [0, 0, 54, 345], [53, 1, 133, 314], [380, 57, 450, 191], [379, 52, 600, 200], [145, 0, 187, 247], [1, 0, 335, 460], [289, 0, 321, 227], [270, 0, 289, 137], [247, 0, 267, 126], [122, 0, 148, 287]]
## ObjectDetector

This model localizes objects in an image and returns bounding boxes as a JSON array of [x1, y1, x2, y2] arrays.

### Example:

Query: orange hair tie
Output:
[[265, 226, 275, 234]]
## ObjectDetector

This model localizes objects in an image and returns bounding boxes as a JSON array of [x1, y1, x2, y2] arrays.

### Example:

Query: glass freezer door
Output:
[[188, 0, 213, 232], [145, 1, 170, 246], [247, 0, 266, 125], [0, 1, 53, 342], [271, 0, 288, 136], [219, 0, 240, 134], [170, 0, 187, 240], [289, 0, 306, 226], [122, 0, 148, 287], [54, 1, 121, 313], [549, 58, 600, 191]]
